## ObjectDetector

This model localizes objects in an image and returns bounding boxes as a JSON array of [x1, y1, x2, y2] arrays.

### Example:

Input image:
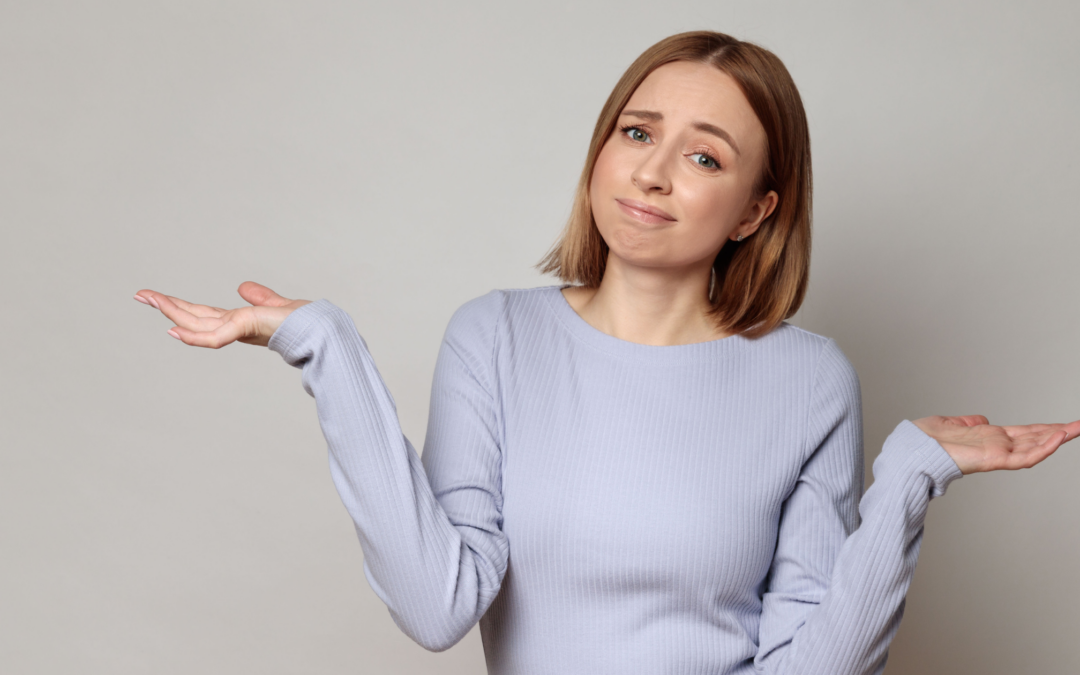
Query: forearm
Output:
[[269, 300, 506, 651], [759, 421, 963, 675]]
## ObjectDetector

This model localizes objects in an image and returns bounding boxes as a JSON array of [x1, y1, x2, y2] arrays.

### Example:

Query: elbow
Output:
[[416, 632, 463, 653], [392, 612, 470, 652], [366, 541, 505, 653]]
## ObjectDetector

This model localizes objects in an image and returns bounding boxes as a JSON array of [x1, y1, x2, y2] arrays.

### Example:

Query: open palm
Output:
[[133, 281, 310, 348], [913, 415, 1080, 475]]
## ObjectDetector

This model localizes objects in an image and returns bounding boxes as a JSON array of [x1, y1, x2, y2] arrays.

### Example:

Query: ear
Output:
[[730, 190, 778, 241]]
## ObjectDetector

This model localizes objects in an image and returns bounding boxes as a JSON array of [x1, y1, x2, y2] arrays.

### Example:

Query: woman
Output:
[[134, 31, 1077, 674]]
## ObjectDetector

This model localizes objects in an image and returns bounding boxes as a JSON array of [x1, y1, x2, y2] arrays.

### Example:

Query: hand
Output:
[[912, 415, 1080, 475], [133, 281, 312, 348]]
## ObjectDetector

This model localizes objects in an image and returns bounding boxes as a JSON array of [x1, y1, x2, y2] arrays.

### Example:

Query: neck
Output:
[[562, 255, 729, 346]]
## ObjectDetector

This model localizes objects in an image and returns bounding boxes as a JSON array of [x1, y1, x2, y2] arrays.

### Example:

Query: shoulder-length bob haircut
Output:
[[537, 31, 812, 339]]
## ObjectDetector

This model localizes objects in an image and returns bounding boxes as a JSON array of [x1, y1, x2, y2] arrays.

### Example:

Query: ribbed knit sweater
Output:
[[267, 284, 964, 675]]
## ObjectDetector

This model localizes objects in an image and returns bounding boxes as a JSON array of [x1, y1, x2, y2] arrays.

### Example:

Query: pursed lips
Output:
[[615, 198, 676, 225]]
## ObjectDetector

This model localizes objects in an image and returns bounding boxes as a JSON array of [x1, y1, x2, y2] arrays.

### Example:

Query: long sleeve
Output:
[[267, 296, 509, 652], [754, 339, 964, 675]]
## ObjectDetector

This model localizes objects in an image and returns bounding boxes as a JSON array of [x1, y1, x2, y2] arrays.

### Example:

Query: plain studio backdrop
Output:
[[1, 1, 1077, 673]]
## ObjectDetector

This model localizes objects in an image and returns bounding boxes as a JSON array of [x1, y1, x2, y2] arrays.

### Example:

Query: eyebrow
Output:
[[620, 109, 741, 156]]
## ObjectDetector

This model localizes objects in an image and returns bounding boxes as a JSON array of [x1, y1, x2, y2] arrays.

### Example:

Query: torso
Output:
[[465, 286, 830, 673]]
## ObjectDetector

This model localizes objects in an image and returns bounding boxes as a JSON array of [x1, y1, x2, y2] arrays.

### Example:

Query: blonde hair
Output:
[[537, 31, 812, 339]]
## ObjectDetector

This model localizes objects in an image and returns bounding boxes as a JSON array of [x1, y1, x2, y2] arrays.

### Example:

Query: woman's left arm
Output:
[[754, 339, 1078, 675]]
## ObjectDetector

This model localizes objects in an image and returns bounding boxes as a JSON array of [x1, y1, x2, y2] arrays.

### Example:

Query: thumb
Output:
[[237, 281, 293, 307], [951, 414, 990, 427]]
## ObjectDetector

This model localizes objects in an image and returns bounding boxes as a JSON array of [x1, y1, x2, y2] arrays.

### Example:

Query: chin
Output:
[[601, 227, 663, 261], [606, 245, 693, 272], [600, 229, 700, 271]]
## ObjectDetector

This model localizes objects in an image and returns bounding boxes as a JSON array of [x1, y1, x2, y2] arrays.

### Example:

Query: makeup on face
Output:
[[589, 61, 771, 269]]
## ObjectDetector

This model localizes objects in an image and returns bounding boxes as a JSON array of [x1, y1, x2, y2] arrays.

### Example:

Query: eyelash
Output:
[[617, 124, 723, 171]]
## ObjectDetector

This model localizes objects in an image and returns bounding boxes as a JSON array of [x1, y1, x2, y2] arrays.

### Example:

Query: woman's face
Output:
[[589, 61, 777, 274]]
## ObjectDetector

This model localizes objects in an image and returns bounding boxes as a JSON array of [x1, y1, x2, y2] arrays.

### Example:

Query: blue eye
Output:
[[623, 126, 650, 143], [690, 153, 719, 169]]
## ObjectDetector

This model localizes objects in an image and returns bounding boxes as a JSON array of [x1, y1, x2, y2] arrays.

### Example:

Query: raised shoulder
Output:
[[445, 289, 507, 342], [813, 337, 861, 403], [766, 323, 859, 391], [443, 285, 555, 355], [441, 289, 510, 394], [803, 335, 862, 460]]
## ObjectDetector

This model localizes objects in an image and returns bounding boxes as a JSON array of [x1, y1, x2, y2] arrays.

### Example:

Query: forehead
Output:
[[624, 61, 764, 151]]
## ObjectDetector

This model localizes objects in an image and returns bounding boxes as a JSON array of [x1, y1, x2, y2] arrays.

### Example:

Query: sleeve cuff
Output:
[[878, 420, 965, 500], [266, 299, 343, 366]]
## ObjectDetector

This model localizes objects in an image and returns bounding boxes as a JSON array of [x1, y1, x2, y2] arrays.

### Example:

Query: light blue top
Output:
[[267, 284, 963, 675]]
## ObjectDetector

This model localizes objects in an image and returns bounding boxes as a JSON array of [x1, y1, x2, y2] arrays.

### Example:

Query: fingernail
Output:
[[133, 294, 150, 305], [167, 329, 180, 340], [148, 297, 160, 309]]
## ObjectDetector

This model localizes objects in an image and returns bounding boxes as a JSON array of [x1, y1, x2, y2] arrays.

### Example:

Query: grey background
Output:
[[2, 1, 1077, 673]]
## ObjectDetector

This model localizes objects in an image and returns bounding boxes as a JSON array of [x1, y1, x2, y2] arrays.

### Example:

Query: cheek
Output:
[[590, 142, 620, 200], [680, 184, 733, 236], [588, 142, 622, 230], [683, 178, 753, 233]]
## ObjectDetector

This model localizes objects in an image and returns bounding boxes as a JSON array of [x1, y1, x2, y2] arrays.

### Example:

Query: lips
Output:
[[614, 198, 676, 224]]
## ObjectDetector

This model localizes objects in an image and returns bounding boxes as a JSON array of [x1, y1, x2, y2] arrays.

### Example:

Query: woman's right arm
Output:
[[135, 284, 509, 652], [269, 295, 509, 652]]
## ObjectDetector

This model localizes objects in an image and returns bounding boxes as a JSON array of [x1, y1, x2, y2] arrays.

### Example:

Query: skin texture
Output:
[[134, 61, 1078, 475], [133, 281, 309, 349], [565, 61, 777, 348]]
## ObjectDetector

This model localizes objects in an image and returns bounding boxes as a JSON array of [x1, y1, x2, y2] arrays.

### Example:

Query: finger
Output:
[[1001, 420, 1080, 442], [950, 415, 989, 427], [154, 294, 223, 331], [167, 320, 246, 349], [1009, 426, 1065, 446], [237, 281, 293, 308], [1003, 429, 1068, 470], [1061, 420, 1080, 443], [162, 295, 226, 319], [135, 289, 226, 318], [1028, 430, 1068, 465], [1001, 423, 1059, 437], [135, 289, 164, 309]]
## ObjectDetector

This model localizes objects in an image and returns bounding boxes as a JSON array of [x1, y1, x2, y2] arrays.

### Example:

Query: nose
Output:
[[630, 144, 673, 195]]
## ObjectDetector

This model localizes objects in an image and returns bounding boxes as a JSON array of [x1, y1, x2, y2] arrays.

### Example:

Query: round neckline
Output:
[[541, 284, 752, 363]]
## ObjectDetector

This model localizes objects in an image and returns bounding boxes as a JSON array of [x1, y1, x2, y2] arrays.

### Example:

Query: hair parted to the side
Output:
[[536, 31, 812, 339]]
